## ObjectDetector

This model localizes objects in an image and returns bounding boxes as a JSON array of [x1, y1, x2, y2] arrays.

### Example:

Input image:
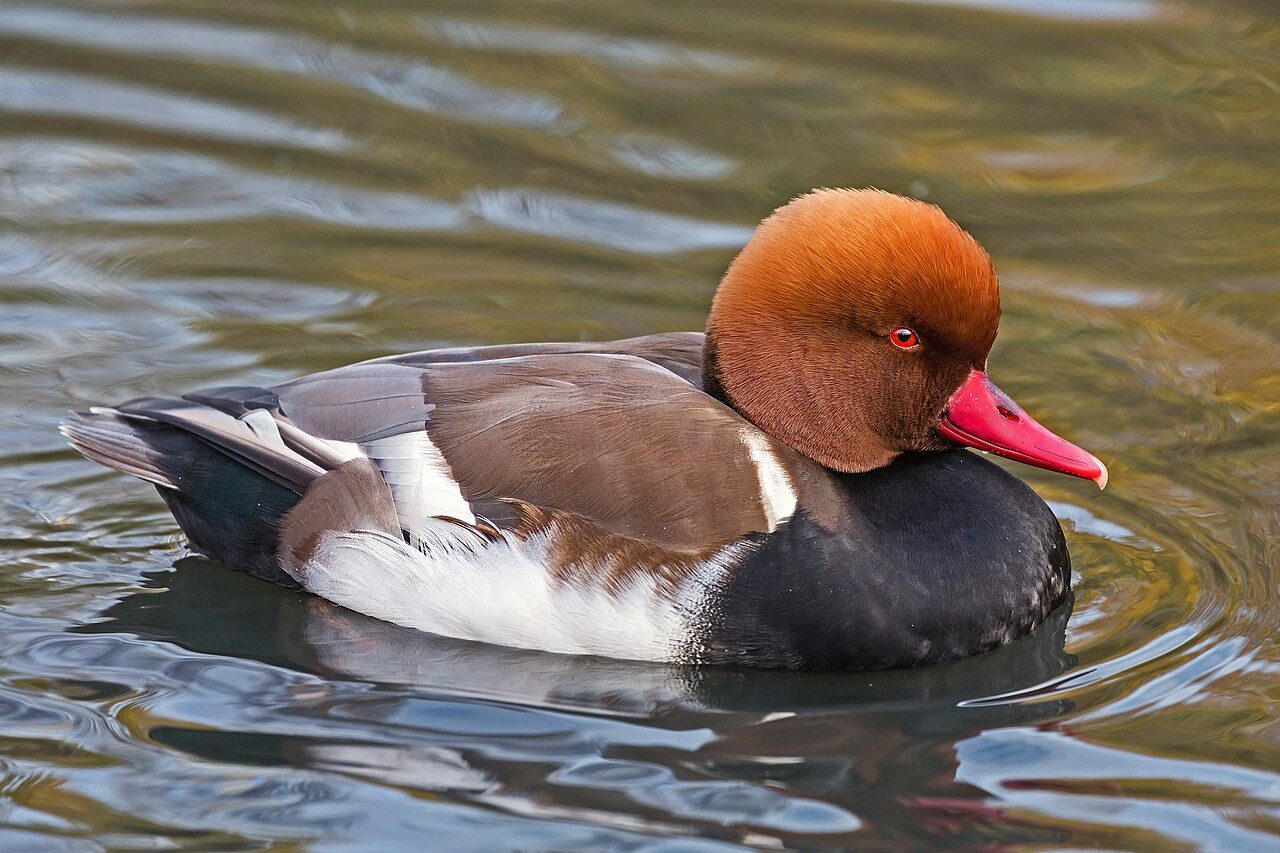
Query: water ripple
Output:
[[0, 140, 463, 231], [0, 5, 562, 129], [421, 17, 763, 76], [957, 728, 1280, 848], [0, 69, 352, 150], [464, 188, 752, 255]]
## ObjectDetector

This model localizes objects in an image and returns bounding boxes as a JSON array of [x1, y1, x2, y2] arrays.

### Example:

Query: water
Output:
[[1, 0, 1278, 847]]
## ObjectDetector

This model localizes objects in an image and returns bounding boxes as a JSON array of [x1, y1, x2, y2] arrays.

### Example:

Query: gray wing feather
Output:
[[371, 332, 705, 387], [273, 364, 434, 443], [60, 412, 179, 489], [115, 397, 323, 492]]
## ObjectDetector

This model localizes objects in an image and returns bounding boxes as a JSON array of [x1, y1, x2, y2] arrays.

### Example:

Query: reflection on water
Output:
[[61, 561, 1077, 845], [0, 0, 1277, 847]]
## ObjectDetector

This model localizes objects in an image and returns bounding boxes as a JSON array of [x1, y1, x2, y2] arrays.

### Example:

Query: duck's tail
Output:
[[61, 394, 329, 587]]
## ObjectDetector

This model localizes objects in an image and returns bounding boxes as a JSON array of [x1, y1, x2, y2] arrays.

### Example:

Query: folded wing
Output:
[[267, 350, 799, 549]]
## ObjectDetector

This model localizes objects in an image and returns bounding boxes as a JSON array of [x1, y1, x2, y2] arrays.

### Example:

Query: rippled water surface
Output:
[[2, 0, 1279, 848]]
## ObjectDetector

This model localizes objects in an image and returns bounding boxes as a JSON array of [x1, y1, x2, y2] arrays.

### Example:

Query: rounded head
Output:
[[704, 188, 1001, 472]]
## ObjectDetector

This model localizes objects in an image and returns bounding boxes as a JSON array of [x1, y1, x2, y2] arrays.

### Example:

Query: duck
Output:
[[62, 188, 1107, 670]]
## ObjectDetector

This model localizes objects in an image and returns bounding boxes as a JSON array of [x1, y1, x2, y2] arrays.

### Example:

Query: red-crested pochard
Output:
[[63, 189, 1106, 669]]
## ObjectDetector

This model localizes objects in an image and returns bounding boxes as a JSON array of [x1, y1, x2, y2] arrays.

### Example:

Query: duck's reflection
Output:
[[81, 558, 1081, 844], [90, 558, 1077, 716]]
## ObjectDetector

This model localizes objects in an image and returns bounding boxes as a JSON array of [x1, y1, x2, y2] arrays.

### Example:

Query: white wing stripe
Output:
[[738, 427, 797, 530], [362, 431, 476, 529]]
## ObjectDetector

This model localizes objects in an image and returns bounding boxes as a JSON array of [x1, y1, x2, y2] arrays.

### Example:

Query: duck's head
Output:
[[704, 188, 1107, 487]]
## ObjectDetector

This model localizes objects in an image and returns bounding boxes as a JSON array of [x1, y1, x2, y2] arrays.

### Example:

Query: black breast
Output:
[[695, 450, 1071, 670]]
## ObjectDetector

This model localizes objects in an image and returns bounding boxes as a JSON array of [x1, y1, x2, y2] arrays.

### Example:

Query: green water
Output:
[[1, 0, 1277, 848]]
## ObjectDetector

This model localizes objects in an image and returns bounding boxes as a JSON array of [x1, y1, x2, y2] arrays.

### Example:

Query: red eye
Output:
[[890, 327, 920, 350]]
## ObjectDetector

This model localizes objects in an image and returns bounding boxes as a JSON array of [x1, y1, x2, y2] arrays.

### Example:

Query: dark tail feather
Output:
[[61, 408, 305, 587], [61, 412, 181, 490]]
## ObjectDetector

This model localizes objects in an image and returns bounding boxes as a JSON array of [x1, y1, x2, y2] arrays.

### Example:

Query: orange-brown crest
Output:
[[704, 188, 1001, 472]]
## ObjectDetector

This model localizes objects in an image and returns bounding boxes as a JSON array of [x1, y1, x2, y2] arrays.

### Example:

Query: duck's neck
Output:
[[699, 331, 731, 404], [700, 323, 903, 473]]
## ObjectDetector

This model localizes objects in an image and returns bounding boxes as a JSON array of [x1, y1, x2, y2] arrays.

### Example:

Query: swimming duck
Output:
[[63, 188, 1106, 670]]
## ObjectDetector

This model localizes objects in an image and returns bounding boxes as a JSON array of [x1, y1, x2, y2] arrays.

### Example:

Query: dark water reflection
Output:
[[1, 0, 1278, 848]]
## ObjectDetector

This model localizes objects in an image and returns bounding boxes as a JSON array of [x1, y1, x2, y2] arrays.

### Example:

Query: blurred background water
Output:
[[1, 0, 1278, 849]]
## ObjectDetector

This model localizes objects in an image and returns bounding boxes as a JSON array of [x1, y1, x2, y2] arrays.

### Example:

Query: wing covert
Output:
[[271, 352, 803, 549]]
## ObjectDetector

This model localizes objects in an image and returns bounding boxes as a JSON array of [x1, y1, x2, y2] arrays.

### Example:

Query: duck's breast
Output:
[[693, 450, 1071, 670]]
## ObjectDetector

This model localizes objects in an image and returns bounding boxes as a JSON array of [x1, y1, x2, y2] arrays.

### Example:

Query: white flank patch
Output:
[[738, 427, 797, 530], [295, 522, 738, 663], [361, 431, 476, 529]]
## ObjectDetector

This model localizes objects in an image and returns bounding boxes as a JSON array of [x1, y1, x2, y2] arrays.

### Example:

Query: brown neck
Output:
[[700, 333, 730, 406], [701, 325, 901, 474]]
